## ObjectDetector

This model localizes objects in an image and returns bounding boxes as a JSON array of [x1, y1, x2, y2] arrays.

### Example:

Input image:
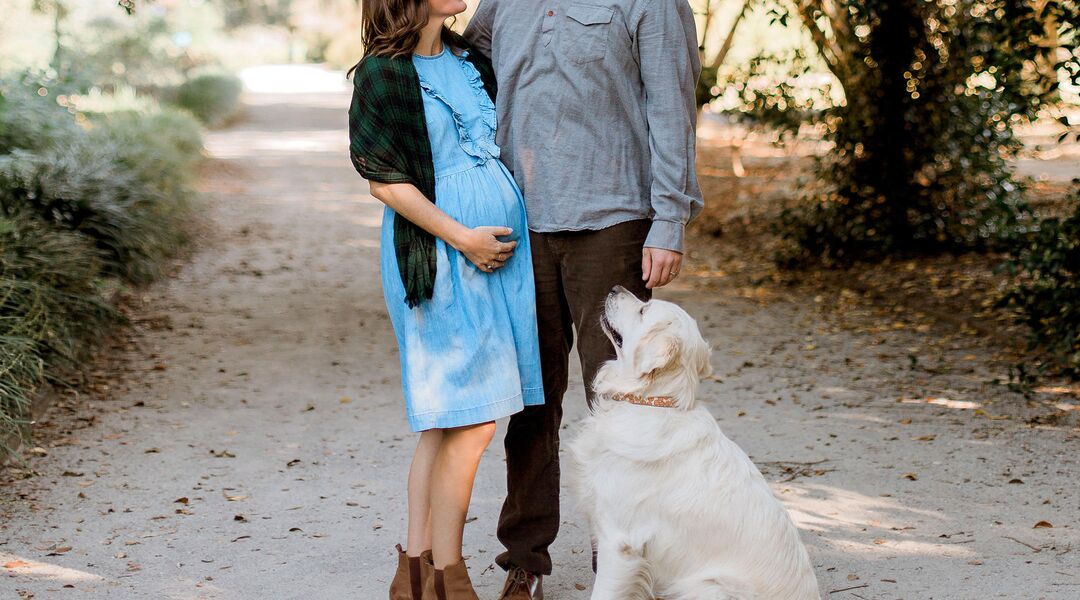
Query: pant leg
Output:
[[496, 230, 573, 575], [561, 220, 652, 406]]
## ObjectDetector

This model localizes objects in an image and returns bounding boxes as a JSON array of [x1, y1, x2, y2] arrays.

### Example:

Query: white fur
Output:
[[569, 288, 821, 600]]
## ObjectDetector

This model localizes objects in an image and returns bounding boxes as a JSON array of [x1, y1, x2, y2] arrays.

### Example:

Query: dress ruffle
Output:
[[415, 50, 500, 162]]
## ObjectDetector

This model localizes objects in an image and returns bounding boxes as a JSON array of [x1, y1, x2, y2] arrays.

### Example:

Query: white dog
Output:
[[569, 287, 821, 600]]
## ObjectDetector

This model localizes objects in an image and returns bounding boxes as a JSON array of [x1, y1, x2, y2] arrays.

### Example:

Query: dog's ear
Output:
[[695, 343, 714, 378], [633, 329, 681, 380]]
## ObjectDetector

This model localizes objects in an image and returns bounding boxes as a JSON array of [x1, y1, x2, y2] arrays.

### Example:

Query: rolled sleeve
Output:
[[644, 219, 685, 253], [635, 0, 704, 253]]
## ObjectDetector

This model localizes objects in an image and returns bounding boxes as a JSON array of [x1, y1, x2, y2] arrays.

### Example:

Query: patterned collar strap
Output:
[[610, 392, 678, 408]]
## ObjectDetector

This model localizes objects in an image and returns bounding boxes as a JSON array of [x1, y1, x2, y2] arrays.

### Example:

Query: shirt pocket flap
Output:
[[566, 4, 614, 26]]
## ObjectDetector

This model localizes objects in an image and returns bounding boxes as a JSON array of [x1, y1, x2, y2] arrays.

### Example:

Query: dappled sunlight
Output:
[[900, 396, 983, 410], [205, 130, 346, 158], [1036, 384, 1080, 397], [0, 552, 104, 583], [779, 483, 943, 533], [343, 238, 381, 249], [239, 64, 349, 94], [824, 411, 895, 425], [348, 213, 384, 228], [776, 484, 979, 558]]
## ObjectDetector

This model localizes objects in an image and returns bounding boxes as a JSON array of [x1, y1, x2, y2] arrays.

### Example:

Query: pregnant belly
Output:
[[435, 160, 524, 242]]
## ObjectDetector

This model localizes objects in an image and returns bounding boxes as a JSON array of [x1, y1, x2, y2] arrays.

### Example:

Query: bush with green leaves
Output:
[[0, 102, 202, 284], [0, 214, 114, 448], [0, 73, 203, 455], [0, 72, 82, 154], [774, 0, 1077, 265], [1000, 191, 1080, 378], [175, 73, 243, 127]]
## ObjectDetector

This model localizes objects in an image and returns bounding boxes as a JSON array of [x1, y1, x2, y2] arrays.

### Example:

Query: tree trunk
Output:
[[708, 0, 751, 69]]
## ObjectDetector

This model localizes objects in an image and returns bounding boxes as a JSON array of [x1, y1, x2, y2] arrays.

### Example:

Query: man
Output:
[[464, 0, 703, 596]]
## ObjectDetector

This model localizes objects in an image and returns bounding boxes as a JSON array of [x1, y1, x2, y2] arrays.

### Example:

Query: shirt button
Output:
[[546, 10, 554, 16]]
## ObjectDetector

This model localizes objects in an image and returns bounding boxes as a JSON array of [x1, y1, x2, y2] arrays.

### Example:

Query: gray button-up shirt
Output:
[[464, 0, 703, 252]]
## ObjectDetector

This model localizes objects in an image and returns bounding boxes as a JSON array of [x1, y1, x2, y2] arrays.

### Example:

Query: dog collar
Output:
[[610, 392, 678, 408]]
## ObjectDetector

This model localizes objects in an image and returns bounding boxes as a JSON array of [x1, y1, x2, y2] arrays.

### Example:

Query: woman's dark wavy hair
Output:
[[347, 0, 458, 76]]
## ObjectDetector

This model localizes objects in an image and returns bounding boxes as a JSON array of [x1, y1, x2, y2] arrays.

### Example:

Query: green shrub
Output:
[[774, 0, 1069, 265], [175, 73, 242, 127], [0, 107, 202, 284], [0, 215, 114, 450], [0, 335, 40, 449], [0, 73, 82, 154], [1000, 191, 1080, 378]]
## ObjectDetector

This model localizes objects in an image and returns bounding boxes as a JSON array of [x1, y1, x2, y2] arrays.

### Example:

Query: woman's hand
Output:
[[453, 226, 518, 273]]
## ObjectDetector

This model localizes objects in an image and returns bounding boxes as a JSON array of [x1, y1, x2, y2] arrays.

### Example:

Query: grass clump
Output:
[[0, 74, 203, 456], [175, 73, 243, 127]]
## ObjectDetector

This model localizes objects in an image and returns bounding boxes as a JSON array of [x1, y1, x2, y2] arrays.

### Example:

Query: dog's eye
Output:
[[639, 306, 646, 316]]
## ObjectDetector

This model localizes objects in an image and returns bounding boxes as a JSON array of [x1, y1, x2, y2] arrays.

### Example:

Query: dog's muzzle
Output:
[[601, 313, 623, 349]]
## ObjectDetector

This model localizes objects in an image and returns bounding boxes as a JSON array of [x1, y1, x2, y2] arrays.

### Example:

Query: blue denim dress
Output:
[[380, 48, 545, 432]]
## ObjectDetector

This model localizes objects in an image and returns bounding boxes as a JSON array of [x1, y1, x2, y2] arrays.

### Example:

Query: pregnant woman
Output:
[[347, 0, 543, 597]]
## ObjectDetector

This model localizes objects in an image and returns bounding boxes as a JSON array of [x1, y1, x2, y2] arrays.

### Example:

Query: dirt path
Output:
[[2, 71, 1079, 600]]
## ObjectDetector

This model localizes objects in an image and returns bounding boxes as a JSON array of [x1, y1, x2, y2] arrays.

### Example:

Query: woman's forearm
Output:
[[370, 181, 470, 249]]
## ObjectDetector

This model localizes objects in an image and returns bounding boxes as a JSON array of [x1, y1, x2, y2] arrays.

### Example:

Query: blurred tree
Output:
[[777, 0, 1080, 263], [213, 0, 294, 29], [696, 0, 753, 103]]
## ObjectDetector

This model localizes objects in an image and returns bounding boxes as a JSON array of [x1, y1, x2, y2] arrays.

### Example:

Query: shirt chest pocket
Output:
[[560, 4, 614, 64]]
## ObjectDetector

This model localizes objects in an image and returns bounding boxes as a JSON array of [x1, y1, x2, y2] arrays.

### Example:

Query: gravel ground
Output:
[[2, 71, 1078, 600]]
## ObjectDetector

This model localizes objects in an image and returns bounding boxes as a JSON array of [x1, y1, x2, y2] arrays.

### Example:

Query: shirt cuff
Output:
[[643, 220, 685, 253]]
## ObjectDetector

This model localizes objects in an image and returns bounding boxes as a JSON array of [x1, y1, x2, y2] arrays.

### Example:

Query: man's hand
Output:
[[642, 247, 683, 289]]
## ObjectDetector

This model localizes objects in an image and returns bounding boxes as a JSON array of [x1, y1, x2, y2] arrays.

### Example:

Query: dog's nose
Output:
[[609, 285, 628, 296]]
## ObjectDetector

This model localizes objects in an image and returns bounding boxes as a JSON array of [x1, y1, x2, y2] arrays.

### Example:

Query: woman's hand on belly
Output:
[[450, 226, 518, 273]]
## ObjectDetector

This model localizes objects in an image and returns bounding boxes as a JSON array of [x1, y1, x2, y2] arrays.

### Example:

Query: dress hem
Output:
[[409, 391, 530, 432]]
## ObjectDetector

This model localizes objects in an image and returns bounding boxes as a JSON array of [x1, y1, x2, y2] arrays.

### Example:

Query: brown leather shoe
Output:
[[498, 568, 543, 600], [389, 545, 433, 599], [426, 559, 480, 600]]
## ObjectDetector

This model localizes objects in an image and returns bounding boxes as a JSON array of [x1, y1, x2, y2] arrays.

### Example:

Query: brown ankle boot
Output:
[[426, 559, 479, 600], [389, 545, 432, 599]]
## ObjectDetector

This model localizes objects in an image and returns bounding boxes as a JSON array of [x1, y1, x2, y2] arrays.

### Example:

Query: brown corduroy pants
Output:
[[495, 219, 652, 575]]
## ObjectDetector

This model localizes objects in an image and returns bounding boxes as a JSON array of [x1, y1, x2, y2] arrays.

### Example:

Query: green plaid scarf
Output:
[[348, 35, 497, 308]]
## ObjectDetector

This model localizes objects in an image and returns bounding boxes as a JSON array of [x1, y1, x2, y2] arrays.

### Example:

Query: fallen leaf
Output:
[[1034, 521, 1053, 529], [3, 560, 31, 569], [174, 497, 190, 505], [46, 546, 72, 556], [902, 472, 919, 481]]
